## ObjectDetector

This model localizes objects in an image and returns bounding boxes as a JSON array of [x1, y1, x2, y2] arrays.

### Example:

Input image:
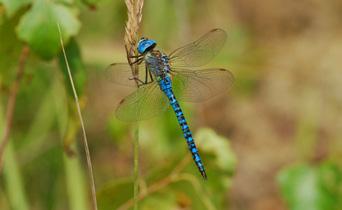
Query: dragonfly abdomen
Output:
[[159, 76, 207, 179]]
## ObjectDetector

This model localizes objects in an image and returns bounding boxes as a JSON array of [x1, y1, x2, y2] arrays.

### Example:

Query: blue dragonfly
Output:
[[106, 29, 234, 179]]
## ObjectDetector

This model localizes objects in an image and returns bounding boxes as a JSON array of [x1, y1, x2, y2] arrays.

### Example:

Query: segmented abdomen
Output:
[[159, 76, 207, 179]]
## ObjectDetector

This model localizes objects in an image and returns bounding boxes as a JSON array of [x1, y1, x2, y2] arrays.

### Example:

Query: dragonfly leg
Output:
[[144, 65, 148, 84], [130, 57, 144, 65], [128, 76, 145, 86], [140, 66, 154, 85], [149, 69, 154, 82], [128, 54, 143, 59], [125, 45, 143, 59]]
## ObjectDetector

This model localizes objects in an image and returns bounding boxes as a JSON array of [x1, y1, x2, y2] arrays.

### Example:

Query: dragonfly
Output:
[[105, 28, 234, 179]]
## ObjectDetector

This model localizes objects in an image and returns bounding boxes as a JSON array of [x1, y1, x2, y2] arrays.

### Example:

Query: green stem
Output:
[[0, 104, 29, 210], [133, 124, 139, 210], [52, 65, 89, 210], [64, 153, 89, 210], [57, 23, 97, 210], [2, 142, 29, 210]]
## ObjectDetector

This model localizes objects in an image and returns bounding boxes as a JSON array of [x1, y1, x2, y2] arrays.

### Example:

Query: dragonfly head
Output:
[[137, 37, 156, 54]]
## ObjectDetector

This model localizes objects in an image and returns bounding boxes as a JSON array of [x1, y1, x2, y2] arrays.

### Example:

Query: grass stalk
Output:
[[0, 102, 29, 210], [57, 23, 98, 210], [124, 1, 144, 209], [133, 125, 139, 210], [2, 142, 29, 210], [64, 153, 89, 210]]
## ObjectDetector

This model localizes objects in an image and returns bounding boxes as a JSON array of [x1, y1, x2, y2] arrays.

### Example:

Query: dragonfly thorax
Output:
[[144, 50, 171, 79]]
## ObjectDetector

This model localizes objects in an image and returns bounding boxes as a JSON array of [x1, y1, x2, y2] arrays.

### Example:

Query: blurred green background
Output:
[[1, 0, 342, 210]]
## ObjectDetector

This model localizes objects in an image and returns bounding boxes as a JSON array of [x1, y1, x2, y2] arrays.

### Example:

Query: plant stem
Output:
[[124, 1, 144, 208], [118, 171, 176, 210], [57, 24, 98, 210], [2, 142, 29, 210], [0, 45, 29, 173], [0, 102, 29, 210], [118, 171, 215, 210], [64, 153, 89, 210], [117, 156, 192, 210], [133, 125, 139, 210]]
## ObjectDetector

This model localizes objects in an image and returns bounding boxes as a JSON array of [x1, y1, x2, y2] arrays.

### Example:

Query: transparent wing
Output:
[[104, 63, 147, 87], [169, 28, 227, 67], [172, 68, 234, 102], [115, 82, 169, 122]]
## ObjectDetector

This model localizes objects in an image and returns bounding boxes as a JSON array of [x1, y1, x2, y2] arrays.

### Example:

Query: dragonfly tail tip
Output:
[[201, 171, 208, 180]]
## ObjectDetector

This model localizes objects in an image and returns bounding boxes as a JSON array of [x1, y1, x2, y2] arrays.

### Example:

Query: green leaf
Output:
[[195, 128, 237, 208], [278, 163, 342, 210], [97, 178, 134, 210], [16, 0, 80, 60], [97, 128, 236, 210], [0, 0, 31, 17], [97, 175, 203, 210], [141, 192, 178, 210], [195, 128, 236, 177], [0, 15, 22, 87]]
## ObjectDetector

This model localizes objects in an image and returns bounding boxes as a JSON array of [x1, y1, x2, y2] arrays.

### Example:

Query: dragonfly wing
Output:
[[172, 68, 234, 102], [116, 82, 169, 122], [105, 63, 147, 87], [169, 28, 227, 67]]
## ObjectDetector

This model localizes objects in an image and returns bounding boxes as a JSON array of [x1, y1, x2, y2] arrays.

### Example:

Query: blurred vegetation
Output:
[[1, 0, 342, 210]]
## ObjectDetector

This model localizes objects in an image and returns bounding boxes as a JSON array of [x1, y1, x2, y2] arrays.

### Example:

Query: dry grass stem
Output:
[[57, 23, 98, 210], [0, 46, 29, 173], [124, 0, 144, 76], [123, 1, 144, 210]]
